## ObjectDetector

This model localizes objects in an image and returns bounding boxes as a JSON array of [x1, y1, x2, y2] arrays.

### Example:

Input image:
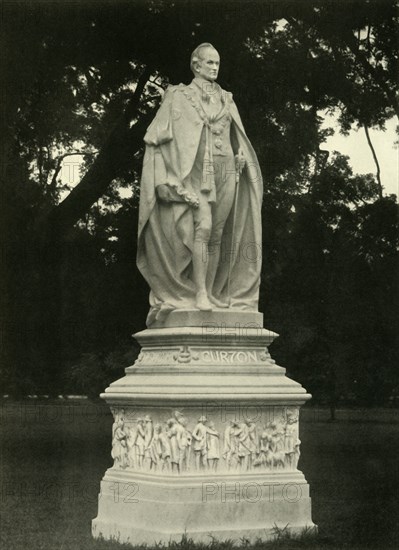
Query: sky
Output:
[[61, 115, 398, 200], [321, 113, 398, 197]]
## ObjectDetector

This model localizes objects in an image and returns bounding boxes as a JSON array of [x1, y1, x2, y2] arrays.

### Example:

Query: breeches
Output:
[[191, 154, 236, 244]]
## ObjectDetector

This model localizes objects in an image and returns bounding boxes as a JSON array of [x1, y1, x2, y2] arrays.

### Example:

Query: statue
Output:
[[143, 415, 154, 470], [134, 417, 146, 469], [174, 411, 192, 472], [236, 421, 251, 471], [111, 409, 128, 469], [244, 419, 258, 469], [254, 425, 273, 469], [222, 420, 240, 470], [126, 424, 138, 468], [137, 43, 263, 324], [269, 421, 286, 470], [166, 411, 192, 473], [192, 415, 209, 470], [166, 418, 180, 474], [283, 408, 300, 470], [148, 423, 162, 472], [205, 420, 220, 471]]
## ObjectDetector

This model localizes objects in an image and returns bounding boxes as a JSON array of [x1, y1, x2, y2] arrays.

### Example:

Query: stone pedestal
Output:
[[92, 311, 316, 544]]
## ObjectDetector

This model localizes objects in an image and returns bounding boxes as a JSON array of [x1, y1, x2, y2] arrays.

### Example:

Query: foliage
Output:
[[1, 1, 398, 403], [264, 154, 399, 406], [67, 344, 139, 399]]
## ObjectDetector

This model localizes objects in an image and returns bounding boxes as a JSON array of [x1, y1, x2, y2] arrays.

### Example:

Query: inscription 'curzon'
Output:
[[201, 350, 258, 363]]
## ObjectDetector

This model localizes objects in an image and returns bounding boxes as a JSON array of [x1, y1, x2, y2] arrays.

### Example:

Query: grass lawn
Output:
[[0, 401, 398, 550]]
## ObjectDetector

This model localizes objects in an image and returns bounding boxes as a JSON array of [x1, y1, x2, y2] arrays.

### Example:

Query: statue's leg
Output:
[[206, 155, 236, 305], [192, 194, 213, 310]]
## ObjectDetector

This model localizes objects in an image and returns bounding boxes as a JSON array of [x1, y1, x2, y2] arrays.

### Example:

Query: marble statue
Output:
[[109, 405, 302, 474], [174, 411, 192, 472], [143, 415, 154, 469], [245, 419, 258, 469], [148, 423, 173, 472], [99, 396, 315, 541], [137, 43, 263, 324], [254, 426, 273, 468], [167, 418, 180, 473], [148, 423, 161, 471], [192, 415, 209, 470], [236, 421, 251, 471], [166, 411, 192, 474], [283, 408, 301, 470], [222, 420, 241, 470], [135, 417, 146, 468], [94, 44, 315, 544], [269, 421, 286, 470], [126, 424, 138, 468], [205, 420, 220, 471], [111, 409, 128, 469]]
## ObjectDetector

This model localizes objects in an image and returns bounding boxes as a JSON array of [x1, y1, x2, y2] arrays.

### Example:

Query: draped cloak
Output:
[[137, 82, 263, 326]]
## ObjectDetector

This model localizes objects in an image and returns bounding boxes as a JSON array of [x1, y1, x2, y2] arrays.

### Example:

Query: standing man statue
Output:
[[137, 43, 263, 325]]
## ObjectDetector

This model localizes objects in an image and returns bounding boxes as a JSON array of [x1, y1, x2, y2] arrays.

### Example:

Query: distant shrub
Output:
[[65, 344, 139, 399]]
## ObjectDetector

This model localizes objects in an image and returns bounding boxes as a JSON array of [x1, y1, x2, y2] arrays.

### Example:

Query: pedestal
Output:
[[92, 310, 316, 544]]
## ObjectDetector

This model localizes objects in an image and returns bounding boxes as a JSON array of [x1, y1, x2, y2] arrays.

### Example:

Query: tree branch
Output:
[[342, 29, 399, 120], [38, 66, 155, 236], [363, 124, 383, 199], [124, 65, 153, 121], [49, 156, 64, 191], [289, 14, 399, 120]]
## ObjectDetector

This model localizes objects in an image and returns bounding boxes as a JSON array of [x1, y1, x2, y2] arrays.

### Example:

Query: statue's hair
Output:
[[190, 43, 218, 74]]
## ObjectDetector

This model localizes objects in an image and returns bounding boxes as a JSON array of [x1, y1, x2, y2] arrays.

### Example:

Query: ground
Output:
[[0, 401, 398, 550]]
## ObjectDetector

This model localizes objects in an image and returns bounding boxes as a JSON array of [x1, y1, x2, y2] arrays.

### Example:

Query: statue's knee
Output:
[[196, 227, 212, 243], [195, 226, 211, 243], [195, 220, 212, 243]]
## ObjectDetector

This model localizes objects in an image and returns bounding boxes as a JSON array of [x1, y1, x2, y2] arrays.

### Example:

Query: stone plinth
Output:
[[92, 310, 316, 544]]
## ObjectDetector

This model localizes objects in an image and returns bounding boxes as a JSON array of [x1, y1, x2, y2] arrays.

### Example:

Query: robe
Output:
[[137, 81, 263, 325]]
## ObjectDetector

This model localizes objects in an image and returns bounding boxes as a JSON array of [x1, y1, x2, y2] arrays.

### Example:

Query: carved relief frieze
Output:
[[110, 406, 301, 475]]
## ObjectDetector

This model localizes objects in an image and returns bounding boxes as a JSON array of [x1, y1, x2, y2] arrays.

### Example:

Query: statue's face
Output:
[[196, 48, 220, 81]]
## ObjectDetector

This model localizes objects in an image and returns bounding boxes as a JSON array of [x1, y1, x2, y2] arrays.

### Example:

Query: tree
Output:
[[265, 153, 399, 406], [2, 1, 398, 399]]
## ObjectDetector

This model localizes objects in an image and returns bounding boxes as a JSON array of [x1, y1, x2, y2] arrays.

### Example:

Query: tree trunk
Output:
[[27, 68, 154, 394], [38, 67, 154, 237]]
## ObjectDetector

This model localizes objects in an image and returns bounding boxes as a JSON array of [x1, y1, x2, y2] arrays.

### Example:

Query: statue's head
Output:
[[190, 43, 220, 82]]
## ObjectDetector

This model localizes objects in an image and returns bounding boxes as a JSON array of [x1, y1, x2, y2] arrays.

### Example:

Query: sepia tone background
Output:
[[1, 1, 398, 548]]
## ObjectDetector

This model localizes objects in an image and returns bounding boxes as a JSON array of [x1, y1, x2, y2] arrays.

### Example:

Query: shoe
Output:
[[208, 295, 229, 308], [196, 291, 213, 311]]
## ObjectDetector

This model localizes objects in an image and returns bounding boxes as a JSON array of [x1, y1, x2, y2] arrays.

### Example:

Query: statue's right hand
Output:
[[156, 184, 174, 202]]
